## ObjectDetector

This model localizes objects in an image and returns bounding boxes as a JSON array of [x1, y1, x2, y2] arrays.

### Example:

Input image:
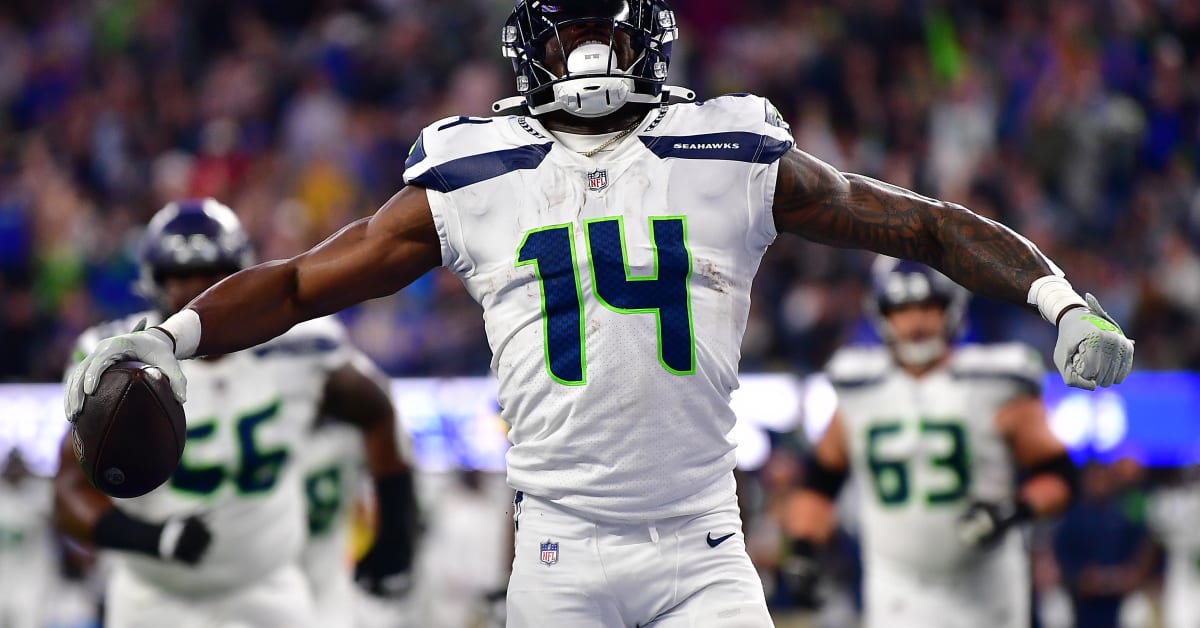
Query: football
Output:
[[70, 361, 186, 498]]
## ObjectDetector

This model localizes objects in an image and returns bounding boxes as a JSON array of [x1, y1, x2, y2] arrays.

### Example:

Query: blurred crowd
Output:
[[1, 0, 1199, 382]]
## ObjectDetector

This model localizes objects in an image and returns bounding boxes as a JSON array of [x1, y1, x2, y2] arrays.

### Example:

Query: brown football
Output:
[[71, 361, 186, 498]]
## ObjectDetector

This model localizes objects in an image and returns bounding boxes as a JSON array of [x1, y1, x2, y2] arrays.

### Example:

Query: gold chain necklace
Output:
[[579, 121, 641, 158]]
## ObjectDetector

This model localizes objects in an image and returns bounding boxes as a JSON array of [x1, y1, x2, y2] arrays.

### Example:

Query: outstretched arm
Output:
[[66, 187, 440, 416], [189, 186, 441, 356], [773, 149, 1054, 309], [772, 149, 1134, 389]]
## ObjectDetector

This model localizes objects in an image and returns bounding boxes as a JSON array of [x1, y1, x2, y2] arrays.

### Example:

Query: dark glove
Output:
[[93, 509, 212, 565], [355, 471, 420, 597], [164, 516, 213, 565], [779, 539, 822, 609], [956, 499, 1033, 548]]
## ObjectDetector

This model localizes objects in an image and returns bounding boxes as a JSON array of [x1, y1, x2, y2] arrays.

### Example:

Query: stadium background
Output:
[[0, 0, 1198, 626]]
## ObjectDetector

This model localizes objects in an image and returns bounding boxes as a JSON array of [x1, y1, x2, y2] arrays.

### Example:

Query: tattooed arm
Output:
[[771, 148, 1135, 390], [772, 148, 1055, 311]]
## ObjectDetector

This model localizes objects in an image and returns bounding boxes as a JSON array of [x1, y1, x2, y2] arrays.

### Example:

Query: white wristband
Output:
[[1027, 275, 1087, 324], [158, 517, 186, 559], [157, 309, 202, 359]]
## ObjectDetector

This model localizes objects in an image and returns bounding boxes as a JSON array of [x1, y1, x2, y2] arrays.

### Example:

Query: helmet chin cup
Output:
[[552, 76, 635, 118]]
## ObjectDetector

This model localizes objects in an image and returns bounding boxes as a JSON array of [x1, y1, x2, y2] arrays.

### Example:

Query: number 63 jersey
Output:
[[827, 343, 1044, 573], [404, 95, 793, 521]]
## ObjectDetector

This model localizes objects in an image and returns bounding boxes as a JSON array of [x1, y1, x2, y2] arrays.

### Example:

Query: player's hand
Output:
[[355, 535, 414, 598], [65, 319, 187, 419], [956, 500, 1031, 547], [160, 515, 212, 565], [779, 539, 822, 609], [1054, 294, 1134, 391]]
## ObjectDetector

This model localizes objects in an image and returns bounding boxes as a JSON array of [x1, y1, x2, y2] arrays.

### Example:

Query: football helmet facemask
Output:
[[867, 256, 969, 367], [136, 198, 254, 314], [493, 0, 694, 118]]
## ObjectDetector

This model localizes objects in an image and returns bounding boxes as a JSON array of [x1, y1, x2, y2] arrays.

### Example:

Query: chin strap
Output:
[[491, 85, 696, 116]]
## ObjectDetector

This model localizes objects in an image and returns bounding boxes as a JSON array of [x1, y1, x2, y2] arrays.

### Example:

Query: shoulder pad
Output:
[[403, 115, 552, 193], [252, 316, 347, 359], [950, 343, 1044, 394], [825, 345, 892, 388], [73, 311, 159, 360], [641, 93, 793, 164]]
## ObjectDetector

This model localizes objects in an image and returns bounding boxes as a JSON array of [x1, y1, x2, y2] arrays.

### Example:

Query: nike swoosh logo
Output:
[[706, 532, 735, 548]]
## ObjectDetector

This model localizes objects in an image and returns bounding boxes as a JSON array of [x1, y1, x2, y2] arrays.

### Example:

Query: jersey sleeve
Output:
[[403, 115, 550, 278], [752, 96, 795, 247], [824, 345, 890, 389], [950, 343, 1045, 399], [404, 118, 473, 277], [255, 316, 354, 375]]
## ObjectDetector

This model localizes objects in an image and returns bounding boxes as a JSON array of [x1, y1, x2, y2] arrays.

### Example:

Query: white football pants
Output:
[[507, 492, 773, 628], [105, 562, 316, 628], [863, 533, 1030, 628]]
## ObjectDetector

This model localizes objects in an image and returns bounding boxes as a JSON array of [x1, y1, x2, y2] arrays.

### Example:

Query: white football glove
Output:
[[1054, 293, 1134, 391], [64, 319, 187, 419]]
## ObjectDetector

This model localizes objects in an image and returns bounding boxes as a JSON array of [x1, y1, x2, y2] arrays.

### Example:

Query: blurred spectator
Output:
[[0, 0, 1198, 380], [1053, 461, 1159, 628]]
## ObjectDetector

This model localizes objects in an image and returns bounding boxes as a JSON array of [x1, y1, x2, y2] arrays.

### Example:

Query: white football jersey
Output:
[[0, 475, 54, 588], [827, 343, 1043, 574], [1148, 483, 1200, 628], [72, 313, 353, 594], [404, 95, 794, 520]]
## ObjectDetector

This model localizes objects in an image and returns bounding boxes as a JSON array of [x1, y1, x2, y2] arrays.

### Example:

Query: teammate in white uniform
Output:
[[1147, 471, 1200, 628], [783, 258, 1078, 628], [0, 450, 55, 628], [55, 200, 417, 628], [66, 2, 1134, 626]]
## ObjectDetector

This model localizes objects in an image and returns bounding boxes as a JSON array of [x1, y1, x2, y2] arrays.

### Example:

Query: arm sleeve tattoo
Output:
[[771, 148, 1059, 307]]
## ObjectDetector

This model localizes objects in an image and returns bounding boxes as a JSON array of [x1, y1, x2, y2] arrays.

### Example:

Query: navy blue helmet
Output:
[[867, 256, 969, 339], [493, 0, 694, 117], [137, 199, 254, 309]]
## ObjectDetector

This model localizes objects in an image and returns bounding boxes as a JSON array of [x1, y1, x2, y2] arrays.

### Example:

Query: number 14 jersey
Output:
[[404, 95, 794, 520]]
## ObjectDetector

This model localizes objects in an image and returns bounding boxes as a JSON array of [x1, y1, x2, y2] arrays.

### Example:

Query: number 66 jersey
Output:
[[404, 95, 794, 521], [71, 314, 352, 595]]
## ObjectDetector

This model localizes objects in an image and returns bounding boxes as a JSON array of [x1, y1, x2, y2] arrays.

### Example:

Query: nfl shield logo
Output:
[[587, 169, 609, 192], [540, 540, 559, 566]]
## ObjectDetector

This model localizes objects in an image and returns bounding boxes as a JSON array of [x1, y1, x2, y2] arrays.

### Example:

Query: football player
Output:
[[0, 450, 55, 628], [298, 363, 416, 628], [67, 2, 1133, 626], [782, 258, 1078, 628], [1147, 469, 1200, 628], [55, 199, 418, 628]]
